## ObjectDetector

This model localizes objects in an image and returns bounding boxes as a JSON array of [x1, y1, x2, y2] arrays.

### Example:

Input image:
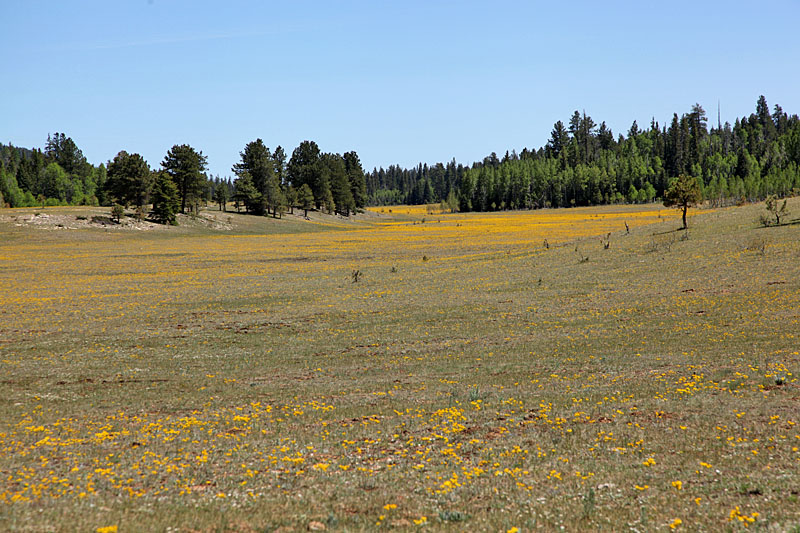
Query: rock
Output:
[[308, 521, 326, 531]]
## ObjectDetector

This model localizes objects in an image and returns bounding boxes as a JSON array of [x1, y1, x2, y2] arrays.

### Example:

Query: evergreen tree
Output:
[[273, 145, 287, 186], [284, 185, 297, 214], [298, 183, 315, 216], [688, 104, 708, 170], [232, 139, 277, 215], [323, 153, 355, 216], [162, 144, 208, 213], [344, 151, 367, 209], [663, 174, 702, 229], [213, 183, 229, 211], [288, 141, 328, 209], [546, 120, 570, 158], [233, 172, 260, 214], [45, 133, 89, 178], [106, 151, 152, 209], [151, 171, 180, 225]]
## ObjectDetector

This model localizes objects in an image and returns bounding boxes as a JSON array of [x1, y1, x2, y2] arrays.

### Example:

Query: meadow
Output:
[[1, 200, 799, 532]]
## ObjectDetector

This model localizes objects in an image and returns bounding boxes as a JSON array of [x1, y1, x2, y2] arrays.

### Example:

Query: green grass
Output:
[[1, 200, 799, 532]]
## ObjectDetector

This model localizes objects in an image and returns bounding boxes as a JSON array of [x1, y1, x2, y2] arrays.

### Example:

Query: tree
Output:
[[765, 194, 789, 225], [232, 139, 278, 215], [233, 172, 260, 214], [288, 141, 328, 209], [272, 145, 287, 186], [688, 104, 708, 169], [39, 162, 70, 202], [150, 171, 180, 225], [111, 204, 124, 223], [546, 121, 570, 159], [106, 151, 152, 209], [45, 133, 89, 178], [323, 152, 355, 216], [298, 183, 315, 216], [213, 184, 229, 211], [162, 144, 208, 213], [284, 185, 297, 214], [663, 174, 702, 229], [0, 167, 26, 207], [344, 151, 367, 209]]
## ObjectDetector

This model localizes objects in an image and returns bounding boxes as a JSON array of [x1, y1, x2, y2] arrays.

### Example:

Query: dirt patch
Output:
[[1, 212, 164, 231]]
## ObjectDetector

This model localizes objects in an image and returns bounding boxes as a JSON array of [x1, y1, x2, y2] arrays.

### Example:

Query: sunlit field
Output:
[[1, 201, 799, 532]]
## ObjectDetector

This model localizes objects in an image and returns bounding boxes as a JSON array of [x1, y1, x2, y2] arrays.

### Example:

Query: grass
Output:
[[1, 200, 799, 531]]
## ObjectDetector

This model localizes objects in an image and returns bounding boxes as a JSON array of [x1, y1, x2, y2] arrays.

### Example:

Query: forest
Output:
[[367, 96, 800, 211], [2, 96, 799, 218], [0, 137, 368, 223]]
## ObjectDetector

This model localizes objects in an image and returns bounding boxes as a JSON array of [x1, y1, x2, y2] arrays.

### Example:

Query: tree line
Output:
[[365, 96, 800, 211], [3, 96, 798, 219], [0, 136, 367, 224]]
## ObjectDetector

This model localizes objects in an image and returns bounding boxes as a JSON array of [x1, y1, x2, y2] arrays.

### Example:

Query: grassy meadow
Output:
[[1, 200, 799, 532]]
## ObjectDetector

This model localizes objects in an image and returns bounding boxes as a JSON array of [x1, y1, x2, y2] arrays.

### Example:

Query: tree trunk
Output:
[[682, 204, 688, 229]]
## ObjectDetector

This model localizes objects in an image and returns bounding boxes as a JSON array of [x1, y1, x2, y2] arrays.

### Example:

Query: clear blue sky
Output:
[[3, 0, 799, 178]]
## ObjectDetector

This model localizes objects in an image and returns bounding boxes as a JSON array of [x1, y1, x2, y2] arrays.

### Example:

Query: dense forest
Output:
[[366, 96, 800, 211], [2, 96, 799, 218]]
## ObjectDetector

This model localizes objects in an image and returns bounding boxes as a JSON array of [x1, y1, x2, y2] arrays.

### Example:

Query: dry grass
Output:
[[1, 200, 799, 531]]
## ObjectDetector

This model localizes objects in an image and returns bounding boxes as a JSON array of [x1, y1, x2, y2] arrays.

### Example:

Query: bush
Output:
[[111, 204, 124, 223]]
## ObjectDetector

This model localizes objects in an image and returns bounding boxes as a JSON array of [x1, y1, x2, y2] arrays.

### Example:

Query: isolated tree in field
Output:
[[663, 174, 702, 229], [213, 184, 228, 211], [150, 171, 180, 225], [162, 144, 208, 213], [298, 183, 314, 216], [106, 151, 152, 209], [765, 194, 789, 225]]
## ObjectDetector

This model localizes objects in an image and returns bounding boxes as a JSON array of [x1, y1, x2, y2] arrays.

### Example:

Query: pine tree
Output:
[[162, 144, 208, 213], [546, 121, 569, 158], [298, 183, 314, 216], [106, 151, 152, 209], [273, 145, 287, 186], [344, 151, 367, 209], [232, 139, 278, 215], [663, 174, 702, 229], [151, 171, 180, 225], [284, 185, 297, 214], [213, 183, 228, 211], [288, 141, 328, 209], [324, 153, 355, 216], [233, 172, 260, 214]]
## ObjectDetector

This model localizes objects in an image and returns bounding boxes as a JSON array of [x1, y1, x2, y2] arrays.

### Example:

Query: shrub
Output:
[[111, 204, 124, 223]]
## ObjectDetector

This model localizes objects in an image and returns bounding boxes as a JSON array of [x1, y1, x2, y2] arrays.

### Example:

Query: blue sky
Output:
[[3, 1, 799, 178]]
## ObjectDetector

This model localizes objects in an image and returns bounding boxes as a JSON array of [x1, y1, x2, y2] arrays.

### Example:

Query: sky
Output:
[[3, 0, 800, 178]]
